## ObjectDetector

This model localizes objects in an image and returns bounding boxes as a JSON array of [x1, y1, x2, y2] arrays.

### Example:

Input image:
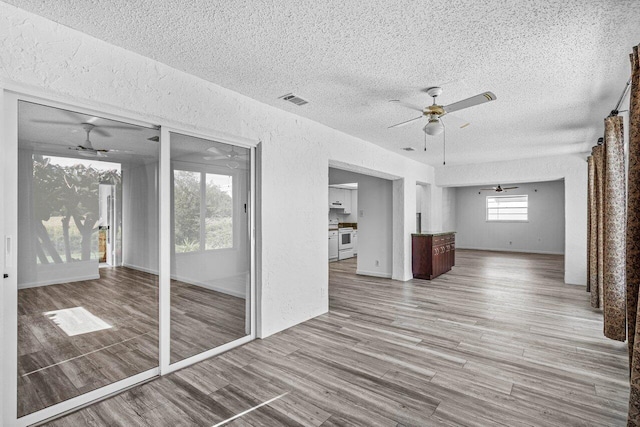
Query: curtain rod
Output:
[[610, 77, 631, 117]]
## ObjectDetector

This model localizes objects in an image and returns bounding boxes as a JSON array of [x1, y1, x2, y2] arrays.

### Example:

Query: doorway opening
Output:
[[98, 183, 118, 267], [328, 167, 393, 278]]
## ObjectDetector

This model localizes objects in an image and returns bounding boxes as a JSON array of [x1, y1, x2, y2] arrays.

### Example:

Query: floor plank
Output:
[[18, 266, 247, 416], [44, 250, 629, 426]]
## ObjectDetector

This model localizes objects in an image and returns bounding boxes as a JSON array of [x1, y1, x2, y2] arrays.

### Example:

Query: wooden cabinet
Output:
[[412, 232, 456, 280]]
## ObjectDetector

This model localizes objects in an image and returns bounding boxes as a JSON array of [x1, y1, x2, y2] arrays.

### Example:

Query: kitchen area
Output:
[[328, 183, 358, 262]]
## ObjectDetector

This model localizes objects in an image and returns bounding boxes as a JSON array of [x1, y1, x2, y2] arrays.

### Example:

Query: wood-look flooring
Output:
[[18, 267, 246, 417], [45, 250, 629, 426]]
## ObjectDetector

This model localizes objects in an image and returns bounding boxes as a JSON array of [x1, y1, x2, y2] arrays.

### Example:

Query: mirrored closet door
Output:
[[16, 101, 160, 417], [169, 132, 252, 363]]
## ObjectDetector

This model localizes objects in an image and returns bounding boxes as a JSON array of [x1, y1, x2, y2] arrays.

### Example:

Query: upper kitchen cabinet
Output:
[[329, 187, 351, 214], [329, 187, 342, 208]]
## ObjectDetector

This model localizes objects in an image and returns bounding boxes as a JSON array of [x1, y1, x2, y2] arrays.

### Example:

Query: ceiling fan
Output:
[[32, 113, 135, 137], [388, 87, 497, 135], [68, 123, 110, 156], [481, 185, 519, 193], [203, 145, 248, 169], [205, 145, 247, 160]]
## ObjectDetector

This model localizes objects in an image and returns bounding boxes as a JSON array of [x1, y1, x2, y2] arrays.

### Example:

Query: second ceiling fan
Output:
[[388, 87, 497, 135], [481, 184, 518, 193]]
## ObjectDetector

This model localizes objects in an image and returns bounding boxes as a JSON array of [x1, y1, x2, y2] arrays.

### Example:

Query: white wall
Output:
[[122, 161, 159, 273], [357, 176, 393, 277], [417, 183, 431, 232], [442, 187, 457, 232], [0, 87, 7, 427], [436, 155, 587, 285], [454, 180, 565, 254], [0, 3, 437, 347]]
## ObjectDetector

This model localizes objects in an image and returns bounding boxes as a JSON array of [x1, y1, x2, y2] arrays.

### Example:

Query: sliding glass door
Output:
[[2, 93, 255, 427], [15, 100, 160, 418], [169, 132, 252, 363]]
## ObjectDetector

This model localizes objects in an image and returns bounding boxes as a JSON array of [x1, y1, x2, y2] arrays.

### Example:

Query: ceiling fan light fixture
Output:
[[423, 118, 444, 136], [226, 161, 240, 169]]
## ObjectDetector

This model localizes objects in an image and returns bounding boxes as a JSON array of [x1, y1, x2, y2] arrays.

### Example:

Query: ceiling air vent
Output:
[[402, 147, 415, 151], [279, 93, 308, 106]]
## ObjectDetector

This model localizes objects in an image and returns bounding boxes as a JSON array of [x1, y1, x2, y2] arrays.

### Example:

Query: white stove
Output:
[[338, 227, 355, 260]]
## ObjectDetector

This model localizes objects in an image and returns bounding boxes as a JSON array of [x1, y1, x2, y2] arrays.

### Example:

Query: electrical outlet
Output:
[[375, 260, 379, 267], [509, 241, 512, 245], [321, 288, 326, 298], [359, 210, 364, 217]]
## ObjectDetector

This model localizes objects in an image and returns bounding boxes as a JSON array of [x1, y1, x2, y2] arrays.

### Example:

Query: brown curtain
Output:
[[588, 153, 599, 305], [593, 144, 606, 308], [627, 44, 640, 425], [587, 154, 593, 294], [602, 115, 626, 342]]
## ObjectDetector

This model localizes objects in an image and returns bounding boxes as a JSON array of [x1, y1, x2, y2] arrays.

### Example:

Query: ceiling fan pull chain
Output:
[[442, 118, 446, 165]]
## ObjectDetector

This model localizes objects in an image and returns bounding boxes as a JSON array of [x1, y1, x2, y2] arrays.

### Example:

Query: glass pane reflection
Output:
[[17, 101, 159, 417], [170, 132, 251, 363]]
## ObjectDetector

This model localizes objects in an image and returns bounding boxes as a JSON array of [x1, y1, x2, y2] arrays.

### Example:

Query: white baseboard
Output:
[[122, 263, 159, 275], [356, 269, 392, 279], [19, 274, 101, 289], [456, 246, 564, 255], [172, 275, 247, 299], [19, 260, 100, 289], [121, 263, 247, 299]]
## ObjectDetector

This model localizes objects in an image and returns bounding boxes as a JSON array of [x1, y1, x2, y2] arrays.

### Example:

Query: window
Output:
[[174, 170, 233, 253], [486, 195, 528, 222], [32, 155, 121, 264]]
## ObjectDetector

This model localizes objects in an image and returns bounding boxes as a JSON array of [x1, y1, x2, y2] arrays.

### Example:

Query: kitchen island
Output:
[[412, 231, 456, 280]]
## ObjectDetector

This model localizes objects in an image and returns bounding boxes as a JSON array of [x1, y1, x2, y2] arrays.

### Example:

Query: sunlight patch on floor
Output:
[[44, 306, 112, 336]]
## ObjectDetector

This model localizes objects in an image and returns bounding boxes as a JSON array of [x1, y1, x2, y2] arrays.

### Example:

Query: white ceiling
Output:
[[7, 0, 640, 166]]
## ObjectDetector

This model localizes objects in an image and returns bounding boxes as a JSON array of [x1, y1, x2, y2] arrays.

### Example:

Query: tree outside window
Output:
[[174, 170, 233, 253]]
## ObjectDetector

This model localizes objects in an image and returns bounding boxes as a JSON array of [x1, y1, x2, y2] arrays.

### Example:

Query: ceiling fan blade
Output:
[[480, 188, 495, 190], [206, 145, 231, 155], [389, 100, 423, 112], [503, 187, 519, 190], [443, 91, 496, 114], [31, 120, 76, 125], [98, 124, 140, 130], [388, 116, 423, 129], [91, 127, 111, 137]]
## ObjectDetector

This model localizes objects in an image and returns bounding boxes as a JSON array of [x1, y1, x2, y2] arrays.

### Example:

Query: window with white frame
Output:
[[174, 170, 233, 253], [486, 195, 528, 222]]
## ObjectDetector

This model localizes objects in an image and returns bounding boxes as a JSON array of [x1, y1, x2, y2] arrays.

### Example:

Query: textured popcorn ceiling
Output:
[[6, 0, 640, 166]]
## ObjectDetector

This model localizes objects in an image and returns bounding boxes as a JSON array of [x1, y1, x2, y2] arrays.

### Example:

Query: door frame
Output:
[[0, 85, 257, 427]]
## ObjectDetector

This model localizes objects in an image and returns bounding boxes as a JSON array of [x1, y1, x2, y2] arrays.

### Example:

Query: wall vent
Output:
[[402, 147, 415, 151], [279, 93, 309, 106]]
